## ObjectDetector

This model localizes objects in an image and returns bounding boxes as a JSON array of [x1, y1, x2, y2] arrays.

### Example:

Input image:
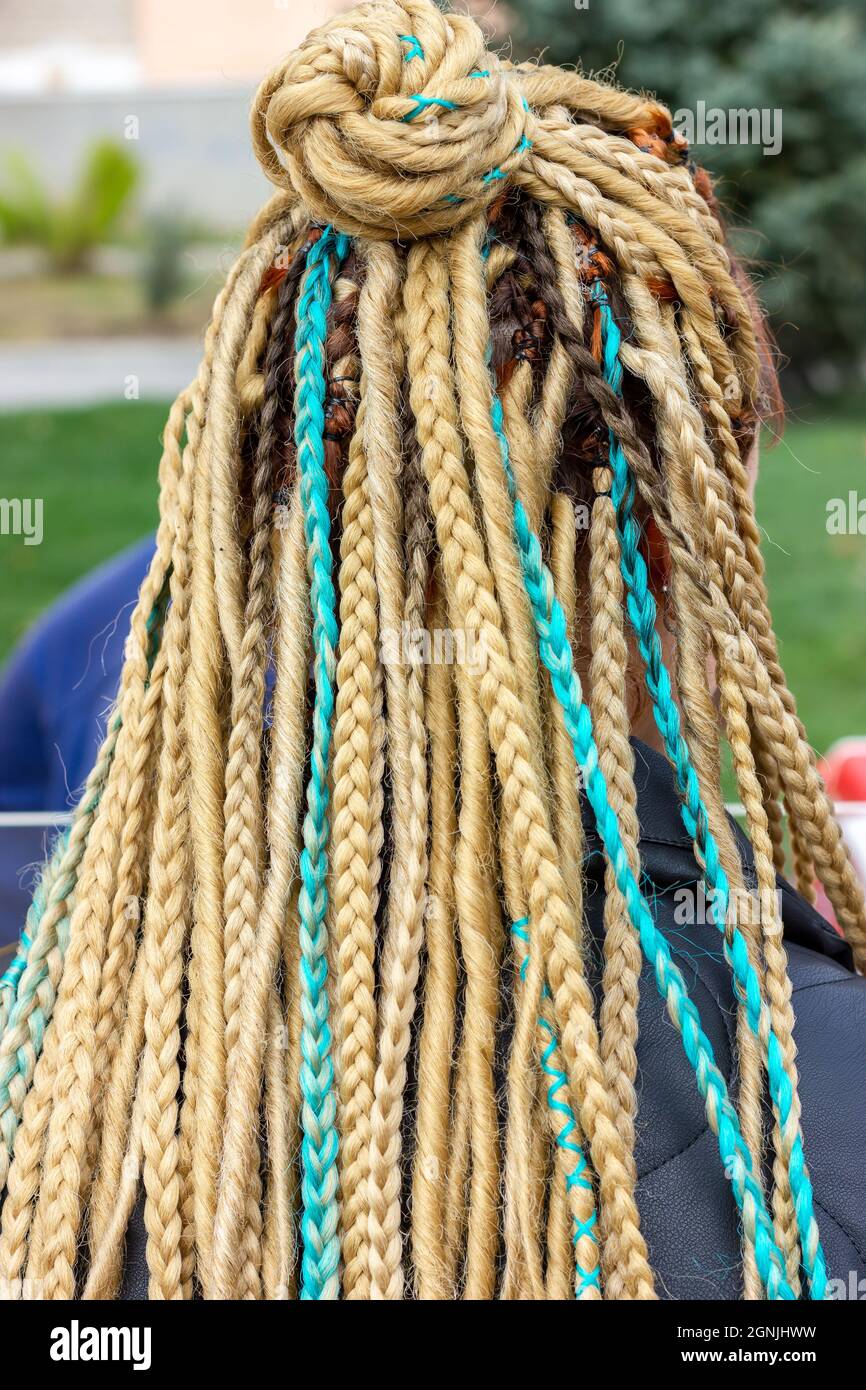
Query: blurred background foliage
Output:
[[508, 0, 866, 397], [0, 138, 228, 339], [0, 140, 139, 272]]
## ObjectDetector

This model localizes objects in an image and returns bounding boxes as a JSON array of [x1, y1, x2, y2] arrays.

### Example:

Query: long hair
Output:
[[1, 0, 863, 1301]]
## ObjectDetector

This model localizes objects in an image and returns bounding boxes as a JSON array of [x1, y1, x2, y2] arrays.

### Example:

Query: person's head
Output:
[[2, 0, 863, 1302]]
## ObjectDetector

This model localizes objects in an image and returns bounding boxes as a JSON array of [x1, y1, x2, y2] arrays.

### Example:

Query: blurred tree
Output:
[[0, 140, 139, 273], [507, 0, 866, 390], [141, 213, 190, 315]]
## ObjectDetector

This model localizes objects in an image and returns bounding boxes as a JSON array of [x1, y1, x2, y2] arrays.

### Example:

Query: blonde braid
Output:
[[368, 655, 386, 919], [280, 880, 304, 1302], [184, 239, 288, 1293], [618, 281, 866, 951], [261, 987, 293, 1300], [443, 1050, 472, 1289], [453, 225, 606, 1297], [26, 462, 183, 1296], [716, 663, 803, 1294], [547, 493, 584, 923], [641, 289, 836, 923], [503, 931, 547, 1302], [177, 940, 198, 1300], [210, 252, 306, 1299], [546, 1164, 572, 1301], [411, 569, 460, 1299], [0, 714, 122, 1193], [0, 987, 66, 1294], [586, 467, 647, 1298], [678, 312, 815, 895], [331, 361, 379, 1300], [363, 240, 429, 1299], [81, 655, 166, 1198], [619, 427, 866, 960], [530, 209, 581, 487], [453, 227, 583, 1301], [451, 652, 502, 1299], [207, 241, 289, 1301], [449, 218, 549, 772], [136, 591, 192, 1301], [668, 300, 773, 1294], [544, 494, 602, 1300], [83, 371, 198, 1290], [463, 233, 555, 1300], [405, 236, 654, 1300], [82, 945, 148, 1298], [677, 322, 784, 798], [0, 377, 185, 1183], [670, 568, 769, 1303], [617, 283, 773, 1292]]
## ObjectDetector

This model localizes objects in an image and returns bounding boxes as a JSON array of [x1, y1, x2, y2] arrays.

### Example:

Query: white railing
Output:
[[725, 802, 866, 820]]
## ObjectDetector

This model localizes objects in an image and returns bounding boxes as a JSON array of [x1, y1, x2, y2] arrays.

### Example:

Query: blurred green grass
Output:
[[756, 403, 866, 751], [0, 402, 163, 655], [0, 397, 864, 752]]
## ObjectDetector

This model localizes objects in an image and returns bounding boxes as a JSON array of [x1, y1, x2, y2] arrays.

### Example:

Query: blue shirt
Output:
[[0, 538, 154, 945]]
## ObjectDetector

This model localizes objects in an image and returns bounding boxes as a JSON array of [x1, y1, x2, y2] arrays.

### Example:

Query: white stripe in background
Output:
[[0, 812, 72, 827]]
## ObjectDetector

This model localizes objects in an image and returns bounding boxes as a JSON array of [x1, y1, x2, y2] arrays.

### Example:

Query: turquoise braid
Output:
[[593, 285, 827, 1301], [294, 226, 349, 1300], [0, 588, 169, 1178], [0, 825, 76, 1169], [511, 918, 600, 1298], [487, 377, 795, 1300]]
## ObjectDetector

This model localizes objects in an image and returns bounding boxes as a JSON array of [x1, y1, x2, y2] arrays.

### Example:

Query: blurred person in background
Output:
[[0, 540, 153, 946]]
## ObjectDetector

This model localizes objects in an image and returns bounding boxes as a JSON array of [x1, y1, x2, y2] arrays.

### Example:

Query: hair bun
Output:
[[251, 0, 532, 240]]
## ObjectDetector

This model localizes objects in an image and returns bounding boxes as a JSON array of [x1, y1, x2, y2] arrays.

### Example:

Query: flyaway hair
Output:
[[1, 0, 864, 1301]]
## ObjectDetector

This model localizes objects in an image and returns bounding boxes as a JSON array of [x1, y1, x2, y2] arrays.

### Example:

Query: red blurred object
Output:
[[820, 737, 866, 802], [815, 738, 866, 930]]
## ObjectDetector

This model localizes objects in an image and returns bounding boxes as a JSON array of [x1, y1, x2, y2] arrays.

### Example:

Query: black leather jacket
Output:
[[117, 739, 866, 1299]]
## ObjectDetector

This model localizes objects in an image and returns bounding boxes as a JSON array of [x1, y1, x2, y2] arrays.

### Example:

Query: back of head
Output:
[[1, 0, 862, 1302]]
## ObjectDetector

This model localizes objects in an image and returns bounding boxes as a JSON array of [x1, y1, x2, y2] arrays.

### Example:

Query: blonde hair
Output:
[[1, 0, 863, 1301]]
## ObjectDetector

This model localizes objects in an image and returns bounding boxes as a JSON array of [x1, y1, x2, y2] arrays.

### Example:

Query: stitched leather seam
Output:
[[813, 1195, 866, 1268], [638, 1123, 710, 1183]]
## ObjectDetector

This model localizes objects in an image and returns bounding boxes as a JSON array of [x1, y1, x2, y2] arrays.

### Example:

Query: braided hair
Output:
[[1, 0, 862, 1301]]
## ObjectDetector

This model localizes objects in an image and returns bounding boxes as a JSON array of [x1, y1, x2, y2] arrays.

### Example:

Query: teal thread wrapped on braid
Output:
[[592, 284, 827, 1301], [511, 918, 600, 1297], [487, 375, 795, 1300], [0, 586, 169, 1179], [400, 62, 489, 123], [0, 929, 35, 996], [398, 33, 424, 62], [398, 45, 531, 204], [294, 225, 349, 1301], [401, 94, 458, 121]]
